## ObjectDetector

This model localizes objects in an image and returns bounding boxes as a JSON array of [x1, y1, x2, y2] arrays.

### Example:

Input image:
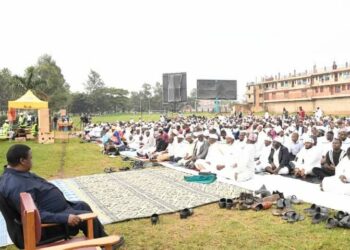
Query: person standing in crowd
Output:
[[298, 106, 305, 121]]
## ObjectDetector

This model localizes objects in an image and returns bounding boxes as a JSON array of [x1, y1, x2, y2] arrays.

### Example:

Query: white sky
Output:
[[1, 0, 350, 100]]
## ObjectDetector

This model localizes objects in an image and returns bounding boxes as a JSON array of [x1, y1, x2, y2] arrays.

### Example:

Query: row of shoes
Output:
[[304, 204, 350, 229], [150, 208, 194, 225], [218, 191, 284, 211], [103, 161, 145, 173]]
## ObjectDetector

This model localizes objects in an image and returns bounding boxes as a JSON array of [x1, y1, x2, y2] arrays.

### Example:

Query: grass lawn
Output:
[[69, 112, 218, 130], [1, 112, 350, 249]]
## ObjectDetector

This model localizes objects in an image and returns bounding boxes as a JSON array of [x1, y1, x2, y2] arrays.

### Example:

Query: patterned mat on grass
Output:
[[0, 167, 246, 246]]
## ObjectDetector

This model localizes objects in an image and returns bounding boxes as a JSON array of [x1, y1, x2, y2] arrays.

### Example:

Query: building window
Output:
[[315, 88, 318, 93], [259, 94, 263, 98], [343, 71, 350, 79], [342, 85, 346, 91], [347, 84, 350, 90], [248, 86, 250, 90], [303, 79, 307, 84], [248, 94, 251, 98], [335, 86, 341, 93], [320, 86, 324, 92], [284, 91, 289, 98]]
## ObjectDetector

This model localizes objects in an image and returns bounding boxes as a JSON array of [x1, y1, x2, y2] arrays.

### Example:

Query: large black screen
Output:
[[163, 72, 187, 103], [197, 79, 237, 100]]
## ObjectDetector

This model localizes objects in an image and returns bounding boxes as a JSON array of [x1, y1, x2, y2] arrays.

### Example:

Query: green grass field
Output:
[[1, 113, 350, 249], [69, 112, 218, 130]]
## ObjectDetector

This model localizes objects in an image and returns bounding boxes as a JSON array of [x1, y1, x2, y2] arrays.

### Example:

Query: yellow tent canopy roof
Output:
[[8, 90, 48, 109]]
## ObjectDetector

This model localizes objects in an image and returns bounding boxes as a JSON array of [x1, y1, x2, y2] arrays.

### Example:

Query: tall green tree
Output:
[[84, 70, 105, 94], [31, 55, 71, 111], [0, 68, 19, 111]]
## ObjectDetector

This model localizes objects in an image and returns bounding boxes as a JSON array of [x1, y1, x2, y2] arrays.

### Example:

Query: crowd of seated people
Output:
[[81, 110, 350, 195]]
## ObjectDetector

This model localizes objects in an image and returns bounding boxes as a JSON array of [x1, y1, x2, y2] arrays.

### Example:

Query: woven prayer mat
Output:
[[57, 167, 247, 224], [0, 167, 247, 247]]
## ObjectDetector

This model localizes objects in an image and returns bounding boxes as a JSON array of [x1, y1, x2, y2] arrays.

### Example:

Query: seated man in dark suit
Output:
[[265, 137, 290, 175], [0, 144, 123, 248]]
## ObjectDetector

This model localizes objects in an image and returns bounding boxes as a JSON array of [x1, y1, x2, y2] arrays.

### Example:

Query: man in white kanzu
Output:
[[216, 133, 256, 182], [293, 137, 322, 178], [194, 134, 224, 173]]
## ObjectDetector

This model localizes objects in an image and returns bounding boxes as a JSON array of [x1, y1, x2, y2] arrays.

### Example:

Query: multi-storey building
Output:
[[246, 62, 350, 114]]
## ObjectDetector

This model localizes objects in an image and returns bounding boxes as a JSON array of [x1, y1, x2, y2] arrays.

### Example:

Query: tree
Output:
[[69, 93, 91, 114], [31, 55, 71, 111], [84, 70, 105, 94], [150, 82, 163, 111], [0, 68, 19, 111]]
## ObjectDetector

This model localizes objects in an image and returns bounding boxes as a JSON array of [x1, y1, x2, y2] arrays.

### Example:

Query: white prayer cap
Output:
[[172, 129, 179, 135], [185, 133, 192, 138], [204, 130, 210, 137], [195, 131, 203, 136], [273, 136, 283, 144], [274, 126, 283, 134], [304, 137, 314, 144], [209, 134, 218, 140], [178, 134, 184, 139], [264, 135, 272, 142]]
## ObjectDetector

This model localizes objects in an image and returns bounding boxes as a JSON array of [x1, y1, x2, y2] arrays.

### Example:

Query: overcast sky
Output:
[[1, 0, 349, 100]]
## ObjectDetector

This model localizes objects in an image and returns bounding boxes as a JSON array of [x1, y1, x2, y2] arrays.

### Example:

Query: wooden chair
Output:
[[20, 192, 122, 250]]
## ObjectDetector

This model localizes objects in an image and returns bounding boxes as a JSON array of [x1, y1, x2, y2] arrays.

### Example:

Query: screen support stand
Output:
[[214, 97, 220, 113]]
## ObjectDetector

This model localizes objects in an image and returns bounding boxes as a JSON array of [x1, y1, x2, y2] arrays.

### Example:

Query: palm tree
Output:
[[12, 67, 48, 100]]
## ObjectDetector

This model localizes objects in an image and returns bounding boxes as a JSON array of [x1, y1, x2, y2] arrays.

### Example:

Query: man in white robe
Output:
[[177, 134, 195, 166], [293, 137, 323, 178], [216, 133, 256, 182], [195, 134, 224, 173], [255, 135, 272, 173]]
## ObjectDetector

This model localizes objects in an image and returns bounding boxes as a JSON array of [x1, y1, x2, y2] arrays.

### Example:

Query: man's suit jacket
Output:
[[268, 145, 290, 169], [193, 140, 209, 159]]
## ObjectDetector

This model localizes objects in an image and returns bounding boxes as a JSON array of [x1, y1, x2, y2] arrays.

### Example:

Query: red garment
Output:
[[298, 110, 305, 121], [162, 132, 169, 143]]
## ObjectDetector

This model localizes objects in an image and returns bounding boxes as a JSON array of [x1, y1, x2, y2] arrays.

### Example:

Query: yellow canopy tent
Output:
[[8, 90, 48, 109], [8, 90, 51, 140]]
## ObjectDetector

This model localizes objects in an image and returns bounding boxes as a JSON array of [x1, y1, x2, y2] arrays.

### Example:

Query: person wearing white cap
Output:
[[1, 120, 10, 138], [215, 131, 236, 173], [265, 137, 290, 175], [172, 134, 187, 162], [195, 133, 224, 173], [293, 136, 322, 178], [178, 134, 195, 166], [322, 148, 350, 195], [137, 130, 156, 157], [235, 131, 246, 150], [255, 135, 273, 173], [228, 133, 257, 181]]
